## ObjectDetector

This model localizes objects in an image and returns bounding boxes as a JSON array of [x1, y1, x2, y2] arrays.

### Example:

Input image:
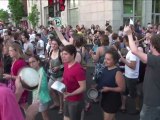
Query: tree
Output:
[[28, 5, 39, 29], [0, 9, 9, 22], [8, 0, 25, 25]]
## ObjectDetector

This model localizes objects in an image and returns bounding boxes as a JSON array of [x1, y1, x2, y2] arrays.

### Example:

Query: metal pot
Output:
[[51, 81, 66, 93]]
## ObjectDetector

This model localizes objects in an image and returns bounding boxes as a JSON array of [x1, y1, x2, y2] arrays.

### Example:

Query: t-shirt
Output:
[[143, 54, 160, 106], [125, 50, 140, 79], [10, 59, 28, 104], [63, 62, 86, 102], [29, 33, 36, 42], [23, 42, 34, 54], [0, 84, 24, 120], [36, 39, 44, 56], [11, 59, 27, 76], [41, 33, 48, 46]]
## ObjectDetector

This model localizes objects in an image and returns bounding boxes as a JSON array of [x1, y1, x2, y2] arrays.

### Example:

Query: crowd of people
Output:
[[0, 19, 160, 120]]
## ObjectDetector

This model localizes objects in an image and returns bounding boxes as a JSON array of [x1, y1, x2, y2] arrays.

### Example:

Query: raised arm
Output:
[[52, 21, 73, 46], [124, 26, 148, 63]]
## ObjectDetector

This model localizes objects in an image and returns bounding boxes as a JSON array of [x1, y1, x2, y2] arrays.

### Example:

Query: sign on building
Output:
[[49, 17, 62, 27]]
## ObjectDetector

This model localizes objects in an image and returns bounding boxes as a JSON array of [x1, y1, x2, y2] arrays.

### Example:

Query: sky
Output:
[[0, 1, 8, 11]]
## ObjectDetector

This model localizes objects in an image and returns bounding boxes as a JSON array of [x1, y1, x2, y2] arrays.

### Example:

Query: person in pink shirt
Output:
[[62, 45, 86, 120], [0, 83, 24, 120]]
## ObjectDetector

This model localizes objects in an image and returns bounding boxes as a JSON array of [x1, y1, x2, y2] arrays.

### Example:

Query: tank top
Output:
[[97, 67, 120, 90]]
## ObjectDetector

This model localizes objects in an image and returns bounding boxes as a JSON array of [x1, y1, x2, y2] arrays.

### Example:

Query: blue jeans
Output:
[[140, 104, 160, 120]]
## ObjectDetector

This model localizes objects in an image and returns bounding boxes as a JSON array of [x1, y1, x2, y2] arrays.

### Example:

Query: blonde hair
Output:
[[8, 42, 24, 59]]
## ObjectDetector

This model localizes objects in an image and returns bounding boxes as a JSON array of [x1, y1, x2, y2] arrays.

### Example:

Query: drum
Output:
[[87, 88, 99, 100], [51, 81, 66, 93], [19, 67, 39, 90]]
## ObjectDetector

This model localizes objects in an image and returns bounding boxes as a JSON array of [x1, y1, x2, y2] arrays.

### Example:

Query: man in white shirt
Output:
[[120, 36, 140, 114], [21, 32, 34, 60], [29, 31, 36, 42], [36, 33, 44, 56]]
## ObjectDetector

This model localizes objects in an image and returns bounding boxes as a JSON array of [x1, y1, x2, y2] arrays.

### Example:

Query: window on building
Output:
[[124, 0, 133, 14], [68, 0, 79, 28], [152, 0, 160, 24], [123, 0, 142, 24]]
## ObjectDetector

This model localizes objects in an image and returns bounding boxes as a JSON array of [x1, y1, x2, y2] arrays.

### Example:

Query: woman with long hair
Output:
[[48, 38, 64, 114], [3, 43, 28, 111]]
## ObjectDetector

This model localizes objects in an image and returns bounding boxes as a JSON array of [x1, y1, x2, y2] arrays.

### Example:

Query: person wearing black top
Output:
[[97, 48, 125, 120], [0, 45, 12, 84]]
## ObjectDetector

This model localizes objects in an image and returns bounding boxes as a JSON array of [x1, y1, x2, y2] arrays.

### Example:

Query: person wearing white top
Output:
[[36, 33, 44, 56], [125, 50, 140, 79], [29, 32, 36, 42], [21, 32, 34, 61], [120, 36, 140, 114]]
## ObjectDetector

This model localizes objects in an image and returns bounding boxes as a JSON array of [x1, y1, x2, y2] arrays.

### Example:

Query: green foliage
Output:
[[28, 5, 39, 29], [8, 0, 25, 25], [0, 9, 9, 22]]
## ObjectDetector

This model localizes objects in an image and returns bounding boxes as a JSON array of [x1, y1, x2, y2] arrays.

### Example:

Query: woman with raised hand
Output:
[[51, 21, 86, 64]]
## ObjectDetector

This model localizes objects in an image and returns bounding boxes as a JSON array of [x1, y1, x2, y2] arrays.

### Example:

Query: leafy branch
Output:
[[8, 0, 25, 25], [0, 9, 9, 22], [28, 5, 39, 29]]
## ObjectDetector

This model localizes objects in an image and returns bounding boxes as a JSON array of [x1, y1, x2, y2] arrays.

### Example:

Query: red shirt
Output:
[[63, 62, 86, 102], [11, 59, 27, 76], [10, 59, 28, 104]]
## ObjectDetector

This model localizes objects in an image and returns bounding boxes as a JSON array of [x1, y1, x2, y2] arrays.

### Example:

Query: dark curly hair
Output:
[[105, 47, 120, 64], [62, 45, 77, 58], [150, 34, 160, 53]]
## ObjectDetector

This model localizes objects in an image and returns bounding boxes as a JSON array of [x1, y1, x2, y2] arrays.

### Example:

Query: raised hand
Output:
[[51, 20, 56, 27], [124, 25, 132, 36]]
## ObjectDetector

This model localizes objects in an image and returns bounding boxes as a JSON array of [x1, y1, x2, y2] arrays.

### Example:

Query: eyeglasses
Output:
[[9, 49, 15, 52], [28, 61, 36, 64]]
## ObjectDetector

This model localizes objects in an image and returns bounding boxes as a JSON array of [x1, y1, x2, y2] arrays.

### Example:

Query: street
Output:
[[35, 67, 140, 120]]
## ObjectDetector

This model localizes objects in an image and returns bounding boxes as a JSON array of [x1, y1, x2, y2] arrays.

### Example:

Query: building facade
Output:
[[26, 0, 160, 31], [27, 0, 48, 28]]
